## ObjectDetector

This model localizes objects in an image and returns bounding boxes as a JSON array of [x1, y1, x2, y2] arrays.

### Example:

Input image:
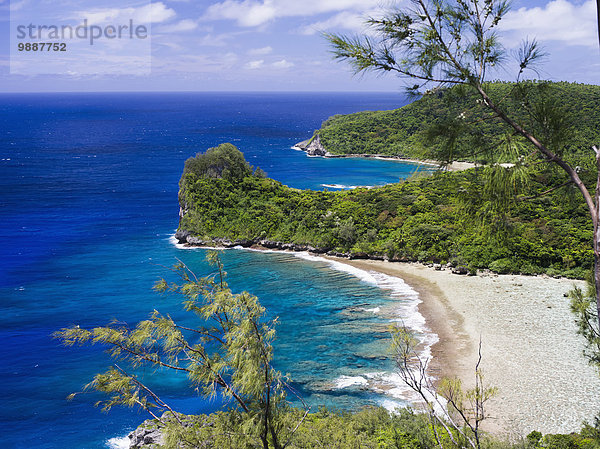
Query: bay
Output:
[[0, 92, 432, 448]]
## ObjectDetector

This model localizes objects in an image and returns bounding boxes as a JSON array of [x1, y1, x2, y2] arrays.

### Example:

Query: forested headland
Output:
[[177, 142, 593, 278], [301, 82, 600, 162]]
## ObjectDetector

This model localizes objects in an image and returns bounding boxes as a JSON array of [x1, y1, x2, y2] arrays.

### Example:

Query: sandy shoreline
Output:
[[293, 146, 476, 172], [329, 258, 600, 438], [370, 156, 476, 172], [176, 237, 600, 437]]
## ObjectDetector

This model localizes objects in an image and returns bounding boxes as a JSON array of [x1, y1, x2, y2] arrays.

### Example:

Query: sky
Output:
[[0, 0, 598, 92]]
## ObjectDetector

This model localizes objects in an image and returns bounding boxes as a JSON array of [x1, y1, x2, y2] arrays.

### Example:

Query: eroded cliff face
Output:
[[293, 134, 331, 157], [128, 419, 164, 448]]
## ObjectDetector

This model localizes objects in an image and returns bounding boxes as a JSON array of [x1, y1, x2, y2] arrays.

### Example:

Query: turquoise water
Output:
[[0, 92, 434, 448]]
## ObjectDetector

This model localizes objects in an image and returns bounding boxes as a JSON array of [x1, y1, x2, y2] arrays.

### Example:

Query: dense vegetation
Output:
[[311, 82, 600, 161], [140, 407, 600, 449], [178, 143, 592, 278]]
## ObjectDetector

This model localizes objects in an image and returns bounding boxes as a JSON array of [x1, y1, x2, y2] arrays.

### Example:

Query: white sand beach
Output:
[[329, 258, 600, 438]]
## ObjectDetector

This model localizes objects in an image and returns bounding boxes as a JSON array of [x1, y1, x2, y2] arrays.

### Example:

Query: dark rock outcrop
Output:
[[452, 266, 468, 275], [294, 134, 331, 157], [128, 412, 199, 448], [175, 231, 401, 264], [128, 423, 163, 448], [174, 229, 192, 244]]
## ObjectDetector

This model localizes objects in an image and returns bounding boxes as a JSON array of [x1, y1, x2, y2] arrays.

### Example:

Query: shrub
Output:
[[489, 258, 519, 274]]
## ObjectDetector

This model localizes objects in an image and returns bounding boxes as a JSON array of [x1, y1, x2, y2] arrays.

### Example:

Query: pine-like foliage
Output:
[[55, 252, 300, 449]]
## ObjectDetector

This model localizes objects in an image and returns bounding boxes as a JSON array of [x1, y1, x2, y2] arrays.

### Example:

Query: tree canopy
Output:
[[183, 143, 253, 183]]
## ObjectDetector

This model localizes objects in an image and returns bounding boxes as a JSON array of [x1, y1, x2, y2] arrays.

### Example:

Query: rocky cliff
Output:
[[293, 134, 332, 157]]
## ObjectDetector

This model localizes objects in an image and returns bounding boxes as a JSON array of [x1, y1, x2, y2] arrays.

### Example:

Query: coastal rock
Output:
[[174, 230, 209, 246], [128, 424, 163, 448], [349, 252, 369, 260], [175, 229, 426, 267], [259, 240, 280, 249], [294, 134, 331, 157], [128, 413, 196, 448], [327, 251, 351, 258], [174, 229, 191, 244], [187, 236, 208, 246], [434, 263, 442, 271], [452, 266, 468, 275], [215, 238, 235, 248], [294, 138, 311, 150], [233, 239, 255, 248], [212, 238, 254, 248], [257, 240, 327, 254]]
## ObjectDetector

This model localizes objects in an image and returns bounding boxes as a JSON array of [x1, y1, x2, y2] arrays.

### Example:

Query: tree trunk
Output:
[[261, 434, 269, 449], [595, 251, 600, 327], [596, 0, 600, 48], [595, 149, 600, 331]]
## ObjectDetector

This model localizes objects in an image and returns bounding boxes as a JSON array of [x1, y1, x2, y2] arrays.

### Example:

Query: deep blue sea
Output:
[[0, 92, 435, 449]]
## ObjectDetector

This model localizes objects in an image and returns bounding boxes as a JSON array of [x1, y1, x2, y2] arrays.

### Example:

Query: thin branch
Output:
[[106, 340, 191, 372], [475, 85, 598, 225], [178, 343, 251, 413], [386, 65, 467, 85], [417, 0, 468, 80], [174, 323, 226, 346], [134, 399, 163, 423], [281, 408, 311, 449], [518, 180, 573, 201], [584, 314, 600, 339], [114, 364, 183, 425]]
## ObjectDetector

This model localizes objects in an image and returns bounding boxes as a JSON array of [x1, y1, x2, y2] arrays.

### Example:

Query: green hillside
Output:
[[312, 82, 600, 162], [177, 144, 593, 278]]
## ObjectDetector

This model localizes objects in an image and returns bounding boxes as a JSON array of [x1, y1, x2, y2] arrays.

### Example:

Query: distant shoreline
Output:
[[291, 144, 476, 172]]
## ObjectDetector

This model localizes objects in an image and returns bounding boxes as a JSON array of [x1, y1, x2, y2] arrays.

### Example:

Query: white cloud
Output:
[[248, 46, 273, 55], [195, 31, 248, 47], [203, 0, 383, 27], [151, 52, 239, 75], [243, 58, 293, 70], [9, 0, 28, 12], [300, 10, 374, 35], [245, 59, 265, 69], [271, 59, 294, 69], [78, 2, 176, 26], [205, 0, 276, 26], [157, 19, 198, 33], [135, 3, 176, 23], [500, 0, 597, 48], [197, 33, 229, 47]]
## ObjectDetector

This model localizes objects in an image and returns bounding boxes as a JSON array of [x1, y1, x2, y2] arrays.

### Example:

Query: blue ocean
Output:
[[0, 92, 435, 449]]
